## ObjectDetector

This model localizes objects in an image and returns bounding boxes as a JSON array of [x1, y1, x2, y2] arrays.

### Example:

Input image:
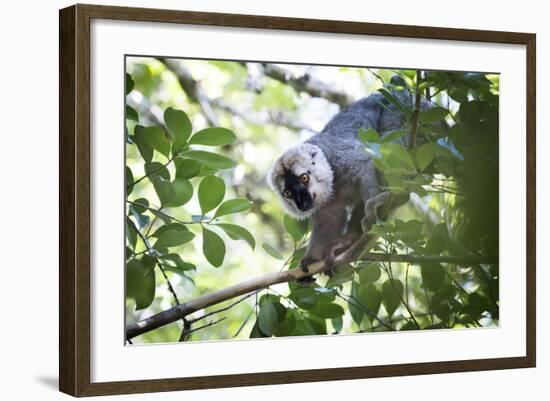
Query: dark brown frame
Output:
[[59, 3, 536, 397]]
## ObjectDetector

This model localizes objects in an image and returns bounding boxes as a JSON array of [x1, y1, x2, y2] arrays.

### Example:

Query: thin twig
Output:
[[126, 200, 196, 225], [185, 317, 227, 336], [188, 291, 259, 324], [128, 154, 177, 189]]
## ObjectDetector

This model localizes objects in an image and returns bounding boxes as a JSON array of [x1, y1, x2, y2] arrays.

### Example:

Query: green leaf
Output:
[[419, 107, 449, 123], [216, 223, 255, 249], [133, 125, 154, 163], [421, 262, 446, 290], [283, 215, 309, 243], [290, 287, 318, 310], [262, 243, 284, 260], [189, 127, 237, 146], [175, 158, 202, 179], [198, 175, 225, 214], [164, 178, 193, 207], [213, 199, 251, 218], [157, 254, 195, 271], [125, 73, 134, 95], [380, 143, 415, 169], [142, 126, 171, 159], [415, 143, 438, 171], [131, 198, 149, 214], [358, 284, 382, 322], [126, 166, 134, 195], [151, 178, 175, 206], [382, 279, 403, 317], [126, 105, 138, 121], [432, 287, 457, 321], [126, 259, 155, 310], [310, 303, 345, 319], [202, 227, 226, 267], [381, 129, 408, 144], [274, 309, 297, 336], [331, 316, 343, 333], [258, 302, 279, 336], [359, 127, 380, 144], [144, 161, 170, 181], [250, 321, 268, 338], [349, 282, 364, 326], [126, 221, 137, 249], [184, 150, 236, 169], [164, 108, 192, 152], [326, 264, 354, 288], [154, 230, 195, 250], [150, 224, 187, 241], [378, 88, 411, 116], [359, 263, 381, 284]]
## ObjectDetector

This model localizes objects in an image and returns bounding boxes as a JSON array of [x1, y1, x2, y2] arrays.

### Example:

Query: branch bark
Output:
[[250, 63, 354, 107], [125, 231, 496, 340]]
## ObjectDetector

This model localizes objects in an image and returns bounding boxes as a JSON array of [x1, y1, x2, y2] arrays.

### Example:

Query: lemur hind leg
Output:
[[321, 202, 365, 274], [362, 191, 410, 232]]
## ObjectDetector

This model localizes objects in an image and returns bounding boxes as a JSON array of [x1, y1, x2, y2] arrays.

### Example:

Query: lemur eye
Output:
[[300, 174, 310, 184], [283, 189, 292, 198]]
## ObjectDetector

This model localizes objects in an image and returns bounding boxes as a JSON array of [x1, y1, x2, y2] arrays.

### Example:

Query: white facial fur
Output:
[[267, 143, 334, 218]]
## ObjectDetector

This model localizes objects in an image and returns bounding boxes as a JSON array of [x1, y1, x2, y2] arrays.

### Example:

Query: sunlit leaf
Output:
[[133, 125, 153, 163], [382, 279, 403, 317], [216, 223, 255, 249], [381, 129, 408, 144], [164, 107, 192, 152], [359, 127, 380, 144], [262, 243, 284, 260], [175, 158, 202, 179], [202, 227, 226, 267], [151, 177, 175, 206], [184, 150, 236, 169], [213, 199, 251, 218], [198, 175, 225, 214], [164, 178, 193, 207], [154, 230, 195, 250], [359, 263, 381, 284], [151, 223, 189, 238], [142, 126, 171, 158], [189, 127, 237, 146]]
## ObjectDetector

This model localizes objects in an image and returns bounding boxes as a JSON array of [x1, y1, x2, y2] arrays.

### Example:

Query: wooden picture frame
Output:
[[59, 3, 536, 396]]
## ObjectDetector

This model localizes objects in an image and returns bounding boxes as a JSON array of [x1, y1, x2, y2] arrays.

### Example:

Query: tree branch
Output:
[[126, 229, 496, 340], [249, 63, 354, 107], [157, 58, 220, 126]]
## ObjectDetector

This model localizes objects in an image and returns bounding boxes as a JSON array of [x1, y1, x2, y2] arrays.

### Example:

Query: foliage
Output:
[[125, 58, 499, 343]]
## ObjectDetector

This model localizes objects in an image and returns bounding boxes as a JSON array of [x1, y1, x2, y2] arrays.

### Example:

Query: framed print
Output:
[[59, 4, 536, 397]]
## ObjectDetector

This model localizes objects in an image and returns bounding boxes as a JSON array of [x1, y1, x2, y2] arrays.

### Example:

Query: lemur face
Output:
[[268, 144, 334, 219]]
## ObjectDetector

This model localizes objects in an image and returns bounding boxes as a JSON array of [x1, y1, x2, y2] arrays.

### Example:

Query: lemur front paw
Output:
[[299, 256, 319, 273]]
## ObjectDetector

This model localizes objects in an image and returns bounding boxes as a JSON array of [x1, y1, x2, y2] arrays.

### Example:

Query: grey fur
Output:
[[270, 90, 431, 268]]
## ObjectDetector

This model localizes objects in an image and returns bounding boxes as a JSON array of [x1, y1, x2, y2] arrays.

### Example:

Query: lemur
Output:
[[268, 88, 431, 280]]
